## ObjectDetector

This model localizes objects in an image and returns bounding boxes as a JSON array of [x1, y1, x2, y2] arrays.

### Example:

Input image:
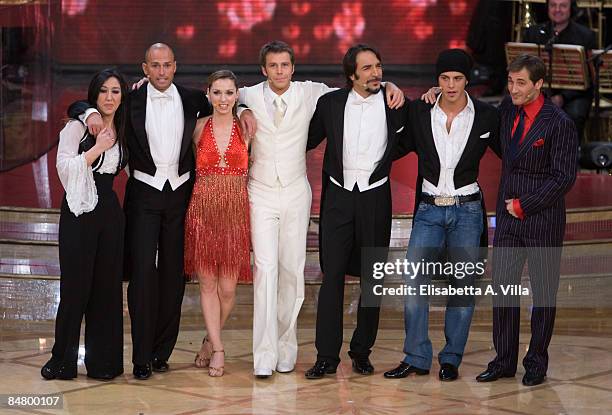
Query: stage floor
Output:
[[1, 281, 612, 414], [1, 206, 612, 414]]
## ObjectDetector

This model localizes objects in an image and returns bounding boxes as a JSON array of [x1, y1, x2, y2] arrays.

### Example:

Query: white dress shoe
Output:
[[254, 368, 273, 378], [276, 363, 295, 373]]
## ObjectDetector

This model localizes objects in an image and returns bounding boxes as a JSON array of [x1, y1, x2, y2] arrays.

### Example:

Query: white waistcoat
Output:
[[242, 82, 316, 187]]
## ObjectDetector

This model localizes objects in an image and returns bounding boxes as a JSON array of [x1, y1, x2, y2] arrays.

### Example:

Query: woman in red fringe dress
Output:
[[184, 70, 251, 377]]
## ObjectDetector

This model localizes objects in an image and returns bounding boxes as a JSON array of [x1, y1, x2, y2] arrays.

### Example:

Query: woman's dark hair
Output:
[[342, 44, 382, 88], [207, 69, 239, 117], [87, 68, 129, 155]]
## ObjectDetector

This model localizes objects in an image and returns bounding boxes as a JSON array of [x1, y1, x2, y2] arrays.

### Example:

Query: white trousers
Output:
[[249, 176, 311, 371]]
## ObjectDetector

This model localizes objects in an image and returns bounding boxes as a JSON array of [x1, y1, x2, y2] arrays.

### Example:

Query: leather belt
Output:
[[421, 192, 481, 207]]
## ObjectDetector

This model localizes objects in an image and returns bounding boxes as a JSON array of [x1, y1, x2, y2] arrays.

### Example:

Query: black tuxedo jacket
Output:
[[402, 98, 501, 190], [68, 83, 212, 178], [306, 86, 410, 275], [399, 98, 501, 248], [307, 87, 410, 182]]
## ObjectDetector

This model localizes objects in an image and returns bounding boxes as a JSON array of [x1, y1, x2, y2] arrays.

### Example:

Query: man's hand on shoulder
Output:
[[239, 109, 257, 139], [86, 112, 104, 136], [385, 82, 405, 109], [132, 77, 148, 91], [421, 87, 440, 104]]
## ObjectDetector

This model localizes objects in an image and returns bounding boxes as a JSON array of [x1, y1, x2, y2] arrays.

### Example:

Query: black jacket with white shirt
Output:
[[397, 98, 501, 191], [307, 86, 411, 184]]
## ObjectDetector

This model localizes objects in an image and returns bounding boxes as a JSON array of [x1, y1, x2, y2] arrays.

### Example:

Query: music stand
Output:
[[584, 47, 612, 170], [505, 42, 590, 91], [592, 48, 612, 95]]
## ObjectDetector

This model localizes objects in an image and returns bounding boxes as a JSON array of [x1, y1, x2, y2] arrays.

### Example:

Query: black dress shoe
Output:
[[87, 370, 123, 381], [133, 363, 152, 380], [350, 356, 374, 375], [522, 372, 545, 386], [304, 360, 337, 379], [384, 362, 429, 379], [439, 363, 458, 381], [476, 367, 515, 382], [152, 358, 169, 373], [41, 359, 77, 380]]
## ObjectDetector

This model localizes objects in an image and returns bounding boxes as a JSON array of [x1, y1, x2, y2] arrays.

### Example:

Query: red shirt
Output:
[[511, 93, 545, 144], [509, 93, 545, 220]]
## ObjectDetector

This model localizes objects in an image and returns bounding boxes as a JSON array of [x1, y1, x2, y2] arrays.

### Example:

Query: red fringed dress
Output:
[[184, 118, 252, 282]]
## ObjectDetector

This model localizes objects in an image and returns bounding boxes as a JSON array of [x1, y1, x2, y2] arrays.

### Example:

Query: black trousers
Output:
[[488, 231, 562, 377], [125, 178, 191, 366], [52, 174, 124, 377], [315, 182, 391, 366]]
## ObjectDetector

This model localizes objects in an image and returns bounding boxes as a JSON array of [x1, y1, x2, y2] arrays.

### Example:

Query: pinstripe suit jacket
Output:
[[494, 96, 578, 247]]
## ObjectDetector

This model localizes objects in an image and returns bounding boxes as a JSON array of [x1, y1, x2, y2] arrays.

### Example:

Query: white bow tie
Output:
[[150, 90, 172, 100], [351, 98, 372, 106]]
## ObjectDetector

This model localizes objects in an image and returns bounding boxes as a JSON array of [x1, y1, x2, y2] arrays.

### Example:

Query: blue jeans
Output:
[[402, 199, 483, 370]]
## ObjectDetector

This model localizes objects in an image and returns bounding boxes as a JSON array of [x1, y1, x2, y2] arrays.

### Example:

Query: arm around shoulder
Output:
[[192, 116, 210, 147], [306, 96, 328, 151], [486, 104, 502, 158], [195, 89, 212, 118], [67, 100, 93, 119], [393, 101, 415, 160]]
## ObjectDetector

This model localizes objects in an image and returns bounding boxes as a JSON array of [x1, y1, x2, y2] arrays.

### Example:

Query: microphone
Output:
[[545, 33, 557, 50], [544, 26, 557, 51], [537, 26, 557, 50]]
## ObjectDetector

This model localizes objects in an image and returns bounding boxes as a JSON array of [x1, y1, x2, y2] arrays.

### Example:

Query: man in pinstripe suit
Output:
[[476, 55, 578, 386]]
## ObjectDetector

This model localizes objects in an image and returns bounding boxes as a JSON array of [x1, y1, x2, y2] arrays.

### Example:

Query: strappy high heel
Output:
[[194, 336, 212, 368], [208, 350, 225, 377]]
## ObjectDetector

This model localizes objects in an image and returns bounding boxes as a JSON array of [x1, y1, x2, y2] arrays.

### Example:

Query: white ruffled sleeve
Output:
[[56, 120, 98, 216]]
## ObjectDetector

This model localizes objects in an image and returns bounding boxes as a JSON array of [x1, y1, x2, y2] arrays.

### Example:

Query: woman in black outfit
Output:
[[41, 68, 129, 380]]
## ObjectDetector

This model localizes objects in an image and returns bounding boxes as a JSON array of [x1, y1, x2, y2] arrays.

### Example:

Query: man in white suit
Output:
[[239, 41, 404, 378]]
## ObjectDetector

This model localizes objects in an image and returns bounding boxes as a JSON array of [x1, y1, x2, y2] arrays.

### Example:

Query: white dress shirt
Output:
[[56, 120, 120, 216], [263, 82, 288, 122], [423, 92, 479, 196], [331, 89, 388, 192], [132, 83, 188, 191]]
